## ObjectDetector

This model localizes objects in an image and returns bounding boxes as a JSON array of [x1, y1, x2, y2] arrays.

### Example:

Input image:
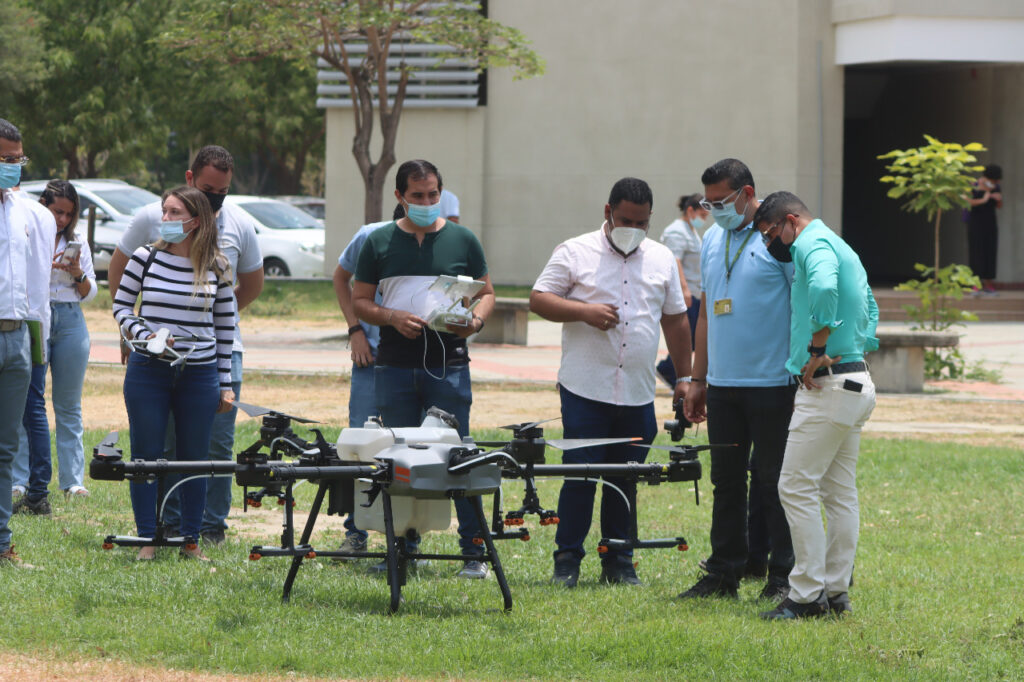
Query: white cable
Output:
[[422, 325, 446, 381], [156, 473, 232, 528], [558, 476, 631, 513]]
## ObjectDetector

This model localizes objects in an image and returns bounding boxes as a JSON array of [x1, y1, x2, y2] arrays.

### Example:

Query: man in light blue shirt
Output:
[[752, 191, 877, 620], [681, 159, 796, 604], [331, 206, 402, 561]]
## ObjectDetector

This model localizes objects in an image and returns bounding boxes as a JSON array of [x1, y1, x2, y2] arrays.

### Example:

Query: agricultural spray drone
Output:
[[91, 402, 709, 613]]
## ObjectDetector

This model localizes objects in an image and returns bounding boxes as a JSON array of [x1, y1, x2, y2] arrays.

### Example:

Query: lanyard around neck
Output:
[[724, 227, 754, 281]]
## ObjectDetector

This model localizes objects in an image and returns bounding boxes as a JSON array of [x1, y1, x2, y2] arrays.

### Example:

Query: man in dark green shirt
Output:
[[353, 159, 495, 579], [751, 191, 878, 620]]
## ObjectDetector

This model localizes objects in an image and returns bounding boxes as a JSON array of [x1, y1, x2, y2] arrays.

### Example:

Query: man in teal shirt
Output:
[[751, 191, 879, 620]]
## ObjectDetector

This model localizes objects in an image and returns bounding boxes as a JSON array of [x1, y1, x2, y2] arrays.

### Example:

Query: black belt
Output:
[[811, 361, 867, 379], [0, 319, 23, 332]]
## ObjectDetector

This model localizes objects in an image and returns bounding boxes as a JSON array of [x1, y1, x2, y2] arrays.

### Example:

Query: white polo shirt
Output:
[[118, 201, 263, 352], [533, 226, 687, 406]]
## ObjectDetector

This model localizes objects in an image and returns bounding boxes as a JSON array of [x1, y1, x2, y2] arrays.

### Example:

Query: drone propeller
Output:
[[234, 401, 319, 424], [94, 430, 121, 458], [498, 417, 560, 432], [547, 437, 641, 451]]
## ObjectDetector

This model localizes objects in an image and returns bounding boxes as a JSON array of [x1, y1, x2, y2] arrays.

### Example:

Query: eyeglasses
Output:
[[0, 156, 29, 166], [760, 219, 786, 245], [699, 187, 742, 211]]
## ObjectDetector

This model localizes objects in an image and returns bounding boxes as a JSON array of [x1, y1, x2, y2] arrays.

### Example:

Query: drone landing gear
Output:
[[101, 475, 197, 554], [250, 482, 513, 614], [596, 485, 689, 555]]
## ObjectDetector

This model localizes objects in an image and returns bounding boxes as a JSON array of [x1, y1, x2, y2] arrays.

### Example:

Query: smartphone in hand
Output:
[[60, 241, 82, 265]]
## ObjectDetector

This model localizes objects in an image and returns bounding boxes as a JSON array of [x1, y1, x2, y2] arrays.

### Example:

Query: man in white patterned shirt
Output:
[[531, 177, 692, 587]]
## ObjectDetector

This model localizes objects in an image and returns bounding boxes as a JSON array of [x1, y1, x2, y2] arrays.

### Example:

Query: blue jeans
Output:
[[373, 364, 481, 555], [164, 351, 242, 534], [20, 363, 50, 501], [123, 354, 220, 538], [0, 325, 32, 551], [553, 385, 658, 566], [15, 303, 91, 495], [343, 363, 377, 543]]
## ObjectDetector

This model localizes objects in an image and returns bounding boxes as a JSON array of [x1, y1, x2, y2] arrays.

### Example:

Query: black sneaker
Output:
[[551, 555, 580, 588], [758, 577, 790, 603], [600, 562, 642, 586], [13, 495, 51, 517], [200, 529, 226, 546], [759, 593, 829, 620], [678, 572, 738, 599], [828, 593, 852, 616]]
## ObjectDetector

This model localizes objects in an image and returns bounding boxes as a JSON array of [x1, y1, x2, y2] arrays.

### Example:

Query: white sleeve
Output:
[[235, 215, 263, 273], [27, 208, 57, 353], [117, 202, 159, 254], [74, 239, 98, 303], [532, 243, 575, 297]]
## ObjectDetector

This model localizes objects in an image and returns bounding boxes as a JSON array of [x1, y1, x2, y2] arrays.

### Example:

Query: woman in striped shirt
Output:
[[113, 186, 235, 561]]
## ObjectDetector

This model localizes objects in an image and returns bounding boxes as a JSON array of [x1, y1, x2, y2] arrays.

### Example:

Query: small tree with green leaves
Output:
[[878, 135, 985, 378]]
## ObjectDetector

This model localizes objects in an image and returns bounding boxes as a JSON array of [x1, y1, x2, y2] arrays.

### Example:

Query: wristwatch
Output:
[[807, 343, 827, 358], [473, 314, 485, 332], [348, 325, 365, 336], [74, 273, 87, 283], [675, 376, 692, 385]]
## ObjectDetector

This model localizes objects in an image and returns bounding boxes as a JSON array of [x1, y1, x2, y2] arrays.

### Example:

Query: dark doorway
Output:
[[842, 63, 996, 285]]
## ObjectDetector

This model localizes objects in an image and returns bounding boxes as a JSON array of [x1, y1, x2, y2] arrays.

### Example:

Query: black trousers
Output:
[[705, 383, 796, 585]]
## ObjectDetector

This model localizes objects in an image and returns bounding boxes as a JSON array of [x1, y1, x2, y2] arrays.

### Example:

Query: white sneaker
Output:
[[11, 486, 25, 500], [65, 485, 90, 498]]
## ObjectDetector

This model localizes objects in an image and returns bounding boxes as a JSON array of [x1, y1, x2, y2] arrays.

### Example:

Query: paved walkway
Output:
[[90, 319, 1023, 400]]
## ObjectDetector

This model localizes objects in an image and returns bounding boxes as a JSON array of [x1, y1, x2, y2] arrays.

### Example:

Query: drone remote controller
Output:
[[424, 275, 485, 332]]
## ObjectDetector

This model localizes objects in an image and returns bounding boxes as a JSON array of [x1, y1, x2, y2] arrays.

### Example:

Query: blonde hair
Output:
[[154, 186, 232, 307]]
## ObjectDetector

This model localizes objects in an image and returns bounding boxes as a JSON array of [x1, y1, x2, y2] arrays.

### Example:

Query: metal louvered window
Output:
[[316, 42, 484, 109]]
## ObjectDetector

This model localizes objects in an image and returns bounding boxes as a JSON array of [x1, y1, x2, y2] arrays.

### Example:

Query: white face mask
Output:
[[607, 215, 646, 255]]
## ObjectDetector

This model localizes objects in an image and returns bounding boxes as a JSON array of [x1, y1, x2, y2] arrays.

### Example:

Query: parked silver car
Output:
[[20, 179, 161, 279]]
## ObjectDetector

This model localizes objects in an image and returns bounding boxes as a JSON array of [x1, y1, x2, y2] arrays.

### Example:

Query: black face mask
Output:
[[202, 190, 227, 213], [766, 235, 792, 262]]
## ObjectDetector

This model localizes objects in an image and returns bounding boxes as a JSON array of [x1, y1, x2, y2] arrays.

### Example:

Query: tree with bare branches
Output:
[[166, 1, 544, 222]]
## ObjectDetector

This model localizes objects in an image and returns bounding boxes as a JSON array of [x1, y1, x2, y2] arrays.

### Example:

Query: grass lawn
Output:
[[3, 419, 1022, 680]]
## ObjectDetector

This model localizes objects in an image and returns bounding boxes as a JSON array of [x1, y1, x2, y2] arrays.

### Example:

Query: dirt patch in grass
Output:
[[0, 652, 323, 682]]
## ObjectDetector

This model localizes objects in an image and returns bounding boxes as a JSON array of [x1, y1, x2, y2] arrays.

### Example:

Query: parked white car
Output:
[[224, 195, 325, 278], [20, 179, 161, 279]]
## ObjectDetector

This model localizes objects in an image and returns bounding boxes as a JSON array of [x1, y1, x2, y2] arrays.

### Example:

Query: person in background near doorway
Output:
[[966, 164, 1002, 296], [13, 181, 97, 518]]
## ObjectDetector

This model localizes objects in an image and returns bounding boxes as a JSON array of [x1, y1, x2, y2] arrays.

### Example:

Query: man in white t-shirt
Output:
[[531, 177, 692, 588], [108, 145, 263, 545]]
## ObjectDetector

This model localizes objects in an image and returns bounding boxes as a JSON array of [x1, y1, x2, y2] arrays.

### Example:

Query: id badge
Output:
[[713, 298, 733, 315]]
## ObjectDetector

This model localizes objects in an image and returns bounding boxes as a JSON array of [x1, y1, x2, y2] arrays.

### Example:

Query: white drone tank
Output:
[[336, 415, 461, 535]]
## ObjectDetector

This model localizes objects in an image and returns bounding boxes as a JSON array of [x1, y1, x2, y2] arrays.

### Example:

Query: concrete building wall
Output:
[[323, 0, 843, 285]]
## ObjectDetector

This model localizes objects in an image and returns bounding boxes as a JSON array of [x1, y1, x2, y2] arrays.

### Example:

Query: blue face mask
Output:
[[160, 218, 194, 244], [689, 215, 707, 233], [710, 195, 749, 232], [0, 163, 22, 190], [405, 201, 441, 228]]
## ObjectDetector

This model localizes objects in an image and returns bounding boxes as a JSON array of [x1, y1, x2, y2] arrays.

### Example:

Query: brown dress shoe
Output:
[[0, 545, 35, 569]]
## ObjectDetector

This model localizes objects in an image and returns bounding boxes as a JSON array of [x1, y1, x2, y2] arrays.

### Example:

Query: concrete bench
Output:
[[868, 330, 959, 393], [474, 297, 530, 345]]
